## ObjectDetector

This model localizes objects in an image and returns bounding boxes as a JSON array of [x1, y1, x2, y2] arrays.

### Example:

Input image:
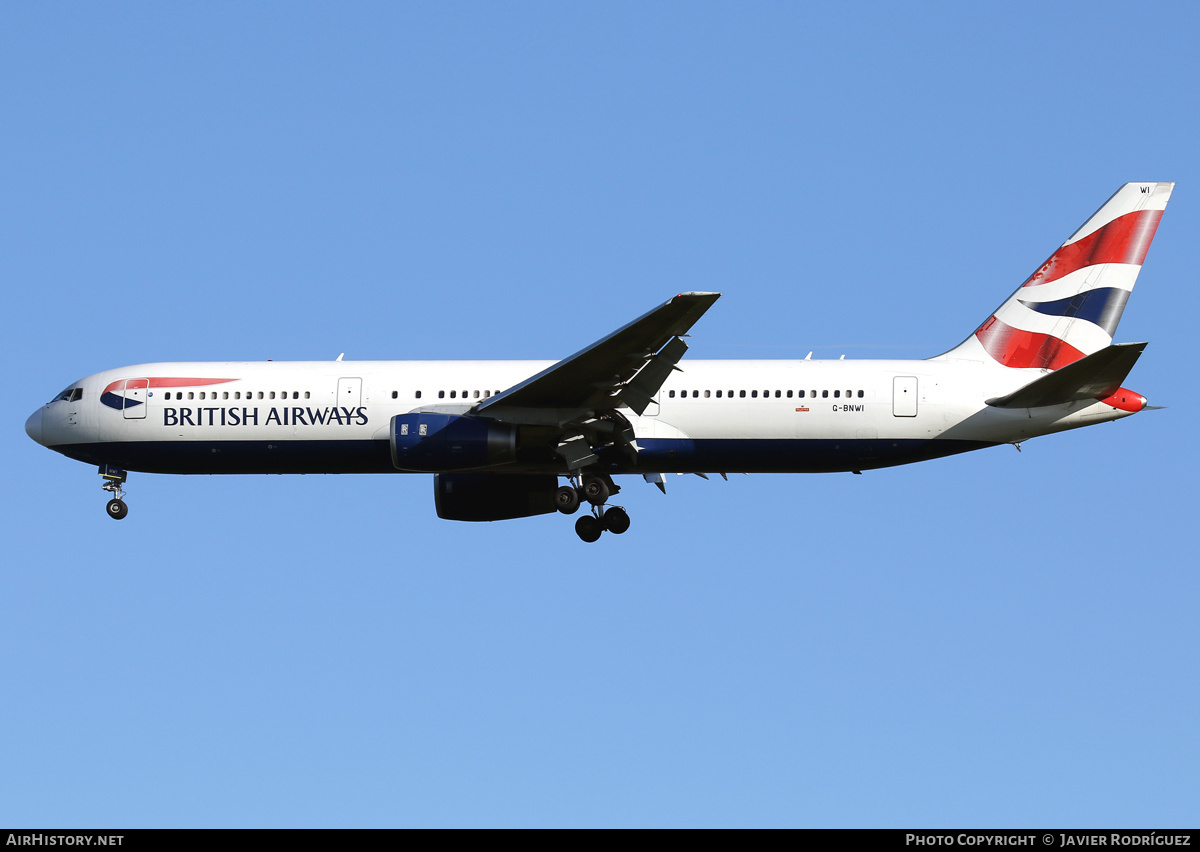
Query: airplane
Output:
[[25, 182, 1172, 542]]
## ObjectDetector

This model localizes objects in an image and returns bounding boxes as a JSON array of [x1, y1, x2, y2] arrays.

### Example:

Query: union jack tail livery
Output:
[[943, 182, 1173, 370]]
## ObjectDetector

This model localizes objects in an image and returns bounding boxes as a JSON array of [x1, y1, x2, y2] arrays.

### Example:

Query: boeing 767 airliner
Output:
[[26, 183, 1172, 541]]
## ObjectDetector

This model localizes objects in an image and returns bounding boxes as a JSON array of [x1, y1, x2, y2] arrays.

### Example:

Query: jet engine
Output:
[[434, 473, 558, 521], [390, 413, 518, 472]]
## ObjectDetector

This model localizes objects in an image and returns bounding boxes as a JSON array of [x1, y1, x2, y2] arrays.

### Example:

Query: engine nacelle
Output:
[[434, 473, 558, 521], [391, 413, 518, 472]]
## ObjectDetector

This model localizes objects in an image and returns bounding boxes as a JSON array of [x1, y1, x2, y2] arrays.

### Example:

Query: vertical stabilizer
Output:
[[940, 182, 1173, 369]]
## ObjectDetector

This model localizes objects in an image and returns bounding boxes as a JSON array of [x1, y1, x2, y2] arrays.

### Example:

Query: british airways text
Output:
[[162, 406, 369, 427]]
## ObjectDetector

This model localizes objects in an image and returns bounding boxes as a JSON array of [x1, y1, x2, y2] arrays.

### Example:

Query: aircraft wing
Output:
[[477, 292, 720, 420]]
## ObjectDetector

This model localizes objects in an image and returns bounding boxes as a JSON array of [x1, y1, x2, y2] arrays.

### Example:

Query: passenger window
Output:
[[223, 392, 229, 399], [483, 391, 490, 398], [200, 392, 206, 400], [716, 390, 722, 398], [691, 390, 697, 398], [834, 390, 840, 398], [669, 390, 675, 398], [751, 390, 758, 398], [294, 392, 299, 399], [270, 392, 275, 399], [798, 390, 805, 398], [258, 392, 264, 399], [474, 390, 480, 399], [392, 391, 398, 399], [822, 390, 828, 398], [787, 390, 793, 398], [188, 392, 195, 400], [739, 390, 746, 398], [846, 390, 851, 398], [450, 390, 456, 398], [775, 390, 781, 398], [415, 391, 422, 399], [857, 390, 864, 398], [438, 391, 445, 399], [704, 390, 710, 398]]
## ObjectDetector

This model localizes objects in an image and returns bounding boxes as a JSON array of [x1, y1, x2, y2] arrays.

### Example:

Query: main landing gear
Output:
[[555, 474, 629, 543], [100, 465, 129, 520]]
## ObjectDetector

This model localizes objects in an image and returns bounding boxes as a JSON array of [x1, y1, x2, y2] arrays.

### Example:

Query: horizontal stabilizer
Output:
[[985, 342, 1147, 408]]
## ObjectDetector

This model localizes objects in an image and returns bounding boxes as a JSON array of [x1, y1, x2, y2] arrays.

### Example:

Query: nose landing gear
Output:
[[100, 465, 129, 520]]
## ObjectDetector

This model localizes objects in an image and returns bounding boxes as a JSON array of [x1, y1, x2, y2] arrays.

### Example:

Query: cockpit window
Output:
[[51, 387, 82, 403]]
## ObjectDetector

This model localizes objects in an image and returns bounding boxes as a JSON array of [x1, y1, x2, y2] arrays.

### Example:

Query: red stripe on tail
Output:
[[1022, 209, 1163, 288], [974, 316, 1086, 370]]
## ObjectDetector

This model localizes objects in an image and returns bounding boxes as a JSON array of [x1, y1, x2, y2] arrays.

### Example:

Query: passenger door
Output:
[[122, 378, 149, 419], [337, 377, 362, 408], [893, 376, 918, 417]]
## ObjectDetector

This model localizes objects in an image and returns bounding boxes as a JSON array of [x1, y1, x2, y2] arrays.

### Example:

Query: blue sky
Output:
[[3, 2, 1198, 827]]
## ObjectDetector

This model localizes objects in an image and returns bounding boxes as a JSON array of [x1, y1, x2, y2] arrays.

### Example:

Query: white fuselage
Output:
[[26, 356, 1138, 477]]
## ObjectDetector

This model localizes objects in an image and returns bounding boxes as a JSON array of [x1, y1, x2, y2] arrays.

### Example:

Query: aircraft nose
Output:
[[25, 408, 44, 446]]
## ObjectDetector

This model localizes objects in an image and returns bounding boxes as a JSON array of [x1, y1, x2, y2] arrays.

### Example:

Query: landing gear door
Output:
[[338, 377, 363, 408], [123, 378, 149, 419], [893, 376, 918, 417]]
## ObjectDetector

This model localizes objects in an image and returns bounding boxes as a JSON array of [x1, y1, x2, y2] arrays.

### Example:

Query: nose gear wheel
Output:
[[100, 466, 129, 520]]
